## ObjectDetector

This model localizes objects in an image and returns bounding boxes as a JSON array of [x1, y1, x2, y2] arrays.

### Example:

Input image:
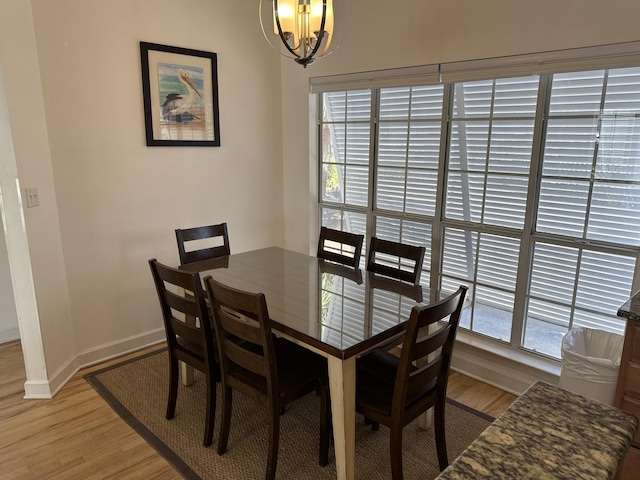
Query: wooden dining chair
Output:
[[317, 226, 365, 268], [175, 222, 230, 265], [205, 276, 331, 480], [366, 236, 426, 285], [148, 258, 219, 447], [356, 285, 468, 479]]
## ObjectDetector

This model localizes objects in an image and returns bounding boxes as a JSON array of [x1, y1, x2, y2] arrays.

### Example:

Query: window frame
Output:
[[316, 46, 640, 362]]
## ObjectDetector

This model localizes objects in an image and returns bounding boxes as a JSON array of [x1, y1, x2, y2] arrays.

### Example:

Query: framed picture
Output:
[[140, 42, 220, 146]]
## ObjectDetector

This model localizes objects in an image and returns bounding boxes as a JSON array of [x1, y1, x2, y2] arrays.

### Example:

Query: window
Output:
[[318, 63, 640, 361], [320, 90, 370, 254]]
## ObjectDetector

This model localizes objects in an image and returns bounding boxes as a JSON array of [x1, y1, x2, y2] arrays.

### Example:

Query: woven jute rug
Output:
[[85, 349, 492, 480]]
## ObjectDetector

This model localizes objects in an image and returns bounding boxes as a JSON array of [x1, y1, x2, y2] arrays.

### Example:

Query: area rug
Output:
[[85, 349, 493, 480]]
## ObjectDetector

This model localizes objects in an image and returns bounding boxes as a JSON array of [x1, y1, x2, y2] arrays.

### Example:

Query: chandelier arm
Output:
[[301, 0, 328, 63], [273, 0, 303, 60]]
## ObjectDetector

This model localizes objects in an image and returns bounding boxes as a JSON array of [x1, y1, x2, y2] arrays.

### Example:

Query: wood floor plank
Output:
[[448, 371, 517, 417], [0, 342, 179, 480]]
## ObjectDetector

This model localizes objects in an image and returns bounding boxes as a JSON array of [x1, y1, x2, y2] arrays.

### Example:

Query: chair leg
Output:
[[319, 377, 331, 466], [434, 400, 449, 471], [389, 425, 404, 480], [217, 386, 233, 455], [203, 376, 216, 447], [265, 401, 281, 480], [364, 417, 380, 431], [166, 356, 179, 420]]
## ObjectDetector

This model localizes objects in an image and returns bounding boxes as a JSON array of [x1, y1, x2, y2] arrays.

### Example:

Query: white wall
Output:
[[0, 0, 286, 394], [30, 0, 285, 361]]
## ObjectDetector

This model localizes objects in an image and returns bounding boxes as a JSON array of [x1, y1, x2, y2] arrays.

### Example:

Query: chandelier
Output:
[[259, 0, 349, 68]]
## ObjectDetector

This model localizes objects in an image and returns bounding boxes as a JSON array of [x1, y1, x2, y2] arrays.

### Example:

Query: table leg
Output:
[[417, 324, 435, 430], [417, 407, 433, 430], [181, 361, 194, 386], [328, 355, 356, 480]]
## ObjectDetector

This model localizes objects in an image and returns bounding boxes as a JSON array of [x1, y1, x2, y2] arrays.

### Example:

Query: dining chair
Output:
[[175, 222, 230, 265], [205, 276, 331, 480], [366, 236, 426, 285], [148, 258, 219, 447], [356, 285, 468, 479], [317, 226, 365, 268]]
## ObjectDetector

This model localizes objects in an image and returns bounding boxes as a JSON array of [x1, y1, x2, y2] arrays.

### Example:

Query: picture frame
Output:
[[140, 42, 220, 147]]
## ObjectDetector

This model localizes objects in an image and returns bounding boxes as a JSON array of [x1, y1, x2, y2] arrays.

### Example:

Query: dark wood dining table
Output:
[[180, 246, 439, 480]]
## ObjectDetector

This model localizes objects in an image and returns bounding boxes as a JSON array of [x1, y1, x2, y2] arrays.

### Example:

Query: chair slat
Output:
[[176, 223, 230, 265], [218, 309, 263, 345], [413, 324, 451, 360], [317, 227, 364, 268], [366, 236, 425, 285], [223, 337, 269, 377], [164, 290, 199, 317], [170, 318, 202, 346]]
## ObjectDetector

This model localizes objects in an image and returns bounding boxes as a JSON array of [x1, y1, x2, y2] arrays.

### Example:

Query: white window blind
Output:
[[310, 65, 440, 93], [312, 42, 640, 90], [377, 85, 443, 217], [440, 42, 640, 83]]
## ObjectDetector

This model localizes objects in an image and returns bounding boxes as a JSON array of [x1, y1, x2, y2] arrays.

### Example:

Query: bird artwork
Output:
[[160, 69, 204, 123]]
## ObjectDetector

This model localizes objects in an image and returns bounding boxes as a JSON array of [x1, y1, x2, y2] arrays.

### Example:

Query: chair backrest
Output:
[[317, 226, 364, 268], [205, 276, 278, 405], [393, 285, 467, 419], [175, 223, 230, 265], [148, 258, 217, 370], [366, 236, 426, 285]]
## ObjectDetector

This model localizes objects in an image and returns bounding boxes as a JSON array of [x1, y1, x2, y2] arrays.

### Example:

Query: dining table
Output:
[[180, 246, 442, 480]]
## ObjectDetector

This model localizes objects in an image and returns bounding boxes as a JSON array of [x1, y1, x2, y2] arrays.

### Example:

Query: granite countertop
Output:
[[618, 289, 640, 321], [436, 381, 638, 480]]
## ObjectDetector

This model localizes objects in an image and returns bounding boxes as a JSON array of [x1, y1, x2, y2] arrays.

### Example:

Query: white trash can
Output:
[[558, 326, 624, 405]]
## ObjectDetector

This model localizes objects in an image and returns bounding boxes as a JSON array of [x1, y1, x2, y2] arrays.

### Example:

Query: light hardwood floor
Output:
[[0, 340, 632, 479]]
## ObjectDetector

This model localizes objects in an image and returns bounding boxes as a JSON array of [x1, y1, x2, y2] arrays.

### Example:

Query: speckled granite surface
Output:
[[618, 290, 640, 321], [436, 381, 638, 480]]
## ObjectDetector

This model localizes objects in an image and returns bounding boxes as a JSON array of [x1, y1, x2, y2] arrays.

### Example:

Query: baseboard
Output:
[[451, 336, 561, 396], [41, 327, 166, 398], [74, 327, 166, 369], [23, 380, 54, 399], [0, 325, 19, 344]]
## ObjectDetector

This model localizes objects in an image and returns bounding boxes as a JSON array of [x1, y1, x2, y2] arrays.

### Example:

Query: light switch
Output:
[[25, 187, 39, 208]]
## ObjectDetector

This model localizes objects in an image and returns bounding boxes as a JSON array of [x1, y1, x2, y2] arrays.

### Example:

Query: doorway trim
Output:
[[0, 61, 50, 399]]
